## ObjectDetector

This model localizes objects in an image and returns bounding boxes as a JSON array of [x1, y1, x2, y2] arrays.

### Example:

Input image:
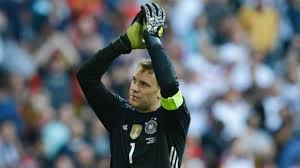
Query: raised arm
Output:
[[142, 3, 183, 110], [76, 43, 125, 132], [76, 10, 146, 132], [142, 2, 190, 139]]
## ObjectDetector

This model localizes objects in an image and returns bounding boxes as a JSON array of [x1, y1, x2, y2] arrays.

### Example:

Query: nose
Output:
[[131, 82, 140, 93]]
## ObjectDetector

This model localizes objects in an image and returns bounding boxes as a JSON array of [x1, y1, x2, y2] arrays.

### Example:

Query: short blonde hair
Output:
[[138, 59, 154, 74]]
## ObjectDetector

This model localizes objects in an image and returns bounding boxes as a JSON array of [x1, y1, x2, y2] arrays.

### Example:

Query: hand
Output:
[[142, 3, 166, 38], [112, 10, 146, 54], [126, 11, 146, 49], [113, 3, 166, 53]]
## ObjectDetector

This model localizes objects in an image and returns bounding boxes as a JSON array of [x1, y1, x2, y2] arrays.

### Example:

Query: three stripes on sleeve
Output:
[[169, 146, 179, 168]]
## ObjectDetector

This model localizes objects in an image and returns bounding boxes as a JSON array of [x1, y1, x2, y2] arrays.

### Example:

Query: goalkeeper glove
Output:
[[141, 3, 166, 48], [112, 10, 146, 54]]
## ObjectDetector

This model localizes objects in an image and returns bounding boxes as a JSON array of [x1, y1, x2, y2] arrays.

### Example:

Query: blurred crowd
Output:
[[0, 0, 300, 167]]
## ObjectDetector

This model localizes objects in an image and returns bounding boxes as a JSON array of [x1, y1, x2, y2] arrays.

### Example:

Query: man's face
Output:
[[129, 68, 160, 112]]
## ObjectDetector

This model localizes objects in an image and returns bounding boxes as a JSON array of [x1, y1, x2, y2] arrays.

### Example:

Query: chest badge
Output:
[[145, 119, 158, 134], [130, 124, 142, 140]]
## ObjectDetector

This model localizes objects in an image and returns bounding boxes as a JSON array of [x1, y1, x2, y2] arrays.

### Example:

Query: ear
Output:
[[157, 89, 161, 99]]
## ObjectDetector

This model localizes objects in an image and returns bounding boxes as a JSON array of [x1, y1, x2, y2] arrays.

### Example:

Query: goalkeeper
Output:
[[77, 3, 190, 168]]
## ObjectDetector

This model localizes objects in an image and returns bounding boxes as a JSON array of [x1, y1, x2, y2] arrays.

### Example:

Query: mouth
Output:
[[130, 95, 139, 101]]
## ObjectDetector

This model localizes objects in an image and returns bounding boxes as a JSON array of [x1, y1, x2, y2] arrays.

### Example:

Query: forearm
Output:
[[145, 35, 179, 98], [76, 40, 128, 132], [76, 39, 128, 81]]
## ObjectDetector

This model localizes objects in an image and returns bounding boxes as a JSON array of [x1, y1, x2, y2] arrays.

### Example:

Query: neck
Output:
[[137, 102, 160, 113]]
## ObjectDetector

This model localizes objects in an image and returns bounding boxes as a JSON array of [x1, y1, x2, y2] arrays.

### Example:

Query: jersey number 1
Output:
[[129, 143, 135, 164]]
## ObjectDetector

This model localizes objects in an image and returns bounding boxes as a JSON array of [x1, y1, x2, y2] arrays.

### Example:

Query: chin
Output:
[[130, 101, 145, 111], [129, 100, 138, 108]]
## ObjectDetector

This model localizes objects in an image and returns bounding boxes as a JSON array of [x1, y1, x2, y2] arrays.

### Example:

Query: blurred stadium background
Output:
[[0, 0, 300, 167]]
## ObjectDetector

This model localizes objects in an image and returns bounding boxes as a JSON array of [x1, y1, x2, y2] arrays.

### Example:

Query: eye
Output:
[[132, 77, 136, 83], [141, 81, 150, 87]]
